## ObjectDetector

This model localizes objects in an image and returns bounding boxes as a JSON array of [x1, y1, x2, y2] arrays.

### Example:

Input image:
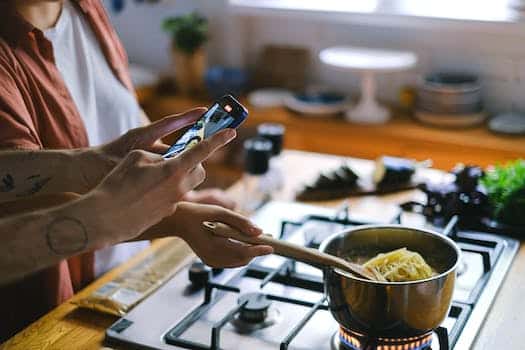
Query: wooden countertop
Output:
[[2, 151, 524, 350], [144, 95, 525, 170]]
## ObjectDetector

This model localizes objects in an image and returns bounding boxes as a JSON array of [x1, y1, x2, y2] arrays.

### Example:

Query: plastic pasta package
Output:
[[73, 239, 193, 316]]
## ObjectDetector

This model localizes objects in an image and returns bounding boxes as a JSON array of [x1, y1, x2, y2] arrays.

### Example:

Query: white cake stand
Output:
[[320, 46, 417, 124]]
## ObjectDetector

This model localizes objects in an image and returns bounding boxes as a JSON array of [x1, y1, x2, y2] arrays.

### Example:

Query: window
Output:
[[229, 0, 522, 25]]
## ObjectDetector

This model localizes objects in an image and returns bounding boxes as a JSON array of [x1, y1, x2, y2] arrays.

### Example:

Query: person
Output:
[[0, 0, 258, 338], [4, 0, 237, 278], [0, 112, 274, 284], [0, 111, 273, 341]]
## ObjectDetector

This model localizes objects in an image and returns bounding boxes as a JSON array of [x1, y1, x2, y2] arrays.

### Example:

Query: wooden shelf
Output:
[[144, 95, 525, 170]]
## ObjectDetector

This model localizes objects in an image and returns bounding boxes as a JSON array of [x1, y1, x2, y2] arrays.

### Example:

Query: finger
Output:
[[208, 191, 236, 210], [245, 244, 274, 256], [214, 239, 273, 268], [214, 207, 263, 236], [188, 163, 206, 184], [223, 198, 236, 210], [178, 164, 206, 194], [174, 129, 236, 171], [149, 142, 170, 154], [127, 149, 163, 164], [142, 107, 207, 144]]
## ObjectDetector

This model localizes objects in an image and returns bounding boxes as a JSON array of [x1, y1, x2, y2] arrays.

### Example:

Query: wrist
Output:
[[75, 188, 133, 247], [78, 190, 115, 247], [74, 148, 117, 193], [170, 202, 192, 240]]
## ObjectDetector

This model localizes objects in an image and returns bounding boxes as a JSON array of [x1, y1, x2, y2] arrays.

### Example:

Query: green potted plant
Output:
[[481, 159, 525, 227], [162, 13, 208, 95]]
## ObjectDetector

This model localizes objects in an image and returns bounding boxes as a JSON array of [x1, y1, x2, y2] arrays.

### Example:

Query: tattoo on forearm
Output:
[[0, 174, 15, 192], [45, 217, 88, 254], [15, 175, 51, 197]]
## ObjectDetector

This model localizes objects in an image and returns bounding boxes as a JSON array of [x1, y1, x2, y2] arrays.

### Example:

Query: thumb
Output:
[[141, 107, 207, 144]]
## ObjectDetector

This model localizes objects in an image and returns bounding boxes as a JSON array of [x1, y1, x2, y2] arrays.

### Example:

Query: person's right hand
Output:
[[89, 128, 237, 245], [78, 108, 207, 193]]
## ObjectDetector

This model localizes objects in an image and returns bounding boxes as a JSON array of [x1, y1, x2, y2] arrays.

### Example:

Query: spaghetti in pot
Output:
[[363, 247, 435, 282]]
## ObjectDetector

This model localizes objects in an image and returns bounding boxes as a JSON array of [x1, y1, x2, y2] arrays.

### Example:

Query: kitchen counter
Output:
[[144, 95, 525, 170], [2, 151, 524, 350]]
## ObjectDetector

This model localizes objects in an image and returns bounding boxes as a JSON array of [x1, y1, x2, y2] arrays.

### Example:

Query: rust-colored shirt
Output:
[[0, 0, 134, 340]]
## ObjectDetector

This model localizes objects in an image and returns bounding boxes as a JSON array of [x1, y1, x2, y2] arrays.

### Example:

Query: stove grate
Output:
[[164, 270, 329, 350]]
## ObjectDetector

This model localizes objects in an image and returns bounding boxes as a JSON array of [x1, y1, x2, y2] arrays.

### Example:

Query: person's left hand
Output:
[[183, 189, 236, 210], [171, 202, 273, 268]]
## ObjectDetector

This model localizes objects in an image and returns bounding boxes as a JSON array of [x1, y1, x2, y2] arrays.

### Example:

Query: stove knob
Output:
[[188, 261, 212, 288]]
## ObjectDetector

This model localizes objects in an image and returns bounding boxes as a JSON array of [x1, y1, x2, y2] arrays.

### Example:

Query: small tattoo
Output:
[[0, 174, 15, 192], [45, 217, 88, 254], [16, 175, 51, 197]]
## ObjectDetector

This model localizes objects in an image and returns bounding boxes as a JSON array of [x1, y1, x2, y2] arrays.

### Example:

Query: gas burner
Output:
[[230, 292, 281, 333], [332, 327, 434, 350], [238, 292, 271, 322]]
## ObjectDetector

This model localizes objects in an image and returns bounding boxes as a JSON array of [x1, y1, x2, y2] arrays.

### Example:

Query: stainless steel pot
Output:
[[319, 225, 460, 338]]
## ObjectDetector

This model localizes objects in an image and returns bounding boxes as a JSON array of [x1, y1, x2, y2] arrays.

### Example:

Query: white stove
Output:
[[106, 201, 519, 350]]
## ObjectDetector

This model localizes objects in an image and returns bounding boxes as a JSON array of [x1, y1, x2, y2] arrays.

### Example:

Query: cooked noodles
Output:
[[363, 247, 435, 282]]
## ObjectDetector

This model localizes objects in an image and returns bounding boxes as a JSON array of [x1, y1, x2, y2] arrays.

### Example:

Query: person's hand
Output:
[[89, 128, 236, 245], [172, 202, 273, 268], [78, 108, 207, 192], [183, 189, 236, 210]]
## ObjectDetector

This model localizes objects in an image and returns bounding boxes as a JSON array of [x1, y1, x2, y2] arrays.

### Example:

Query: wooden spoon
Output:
[[203, 221, 383, 281]]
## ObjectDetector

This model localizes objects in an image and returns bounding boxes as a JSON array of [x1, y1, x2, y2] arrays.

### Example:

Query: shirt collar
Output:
[[0, 0, 91, 46]]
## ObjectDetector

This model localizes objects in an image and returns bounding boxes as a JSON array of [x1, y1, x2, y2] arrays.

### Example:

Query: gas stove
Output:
[[106, 201, 519, 350]]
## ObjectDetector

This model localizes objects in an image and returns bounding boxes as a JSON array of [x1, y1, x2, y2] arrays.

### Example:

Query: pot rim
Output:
[[319, 224, 461, 286]]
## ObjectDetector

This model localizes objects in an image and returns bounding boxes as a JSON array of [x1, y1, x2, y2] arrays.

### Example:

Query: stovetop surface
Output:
[[106, 201, 519, 350]]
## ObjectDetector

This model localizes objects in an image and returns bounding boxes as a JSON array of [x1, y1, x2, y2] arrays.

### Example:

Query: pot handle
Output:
[[442, 215, 459, 237]]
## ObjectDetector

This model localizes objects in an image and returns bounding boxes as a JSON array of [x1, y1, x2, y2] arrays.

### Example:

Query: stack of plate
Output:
[[415, 72, 486, 127], [283, 90, 349, 116]]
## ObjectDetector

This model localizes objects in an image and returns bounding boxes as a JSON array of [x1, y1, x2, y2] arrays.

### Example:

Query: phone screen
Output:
[[163, 97, 247, 158]]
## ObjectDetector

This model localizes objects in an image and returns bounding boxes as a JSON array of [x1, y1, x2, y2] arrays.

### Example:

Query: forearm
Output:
[[0, 192, 112, 285], [0, 148, 112, 202], [131, 215, 179, 241]]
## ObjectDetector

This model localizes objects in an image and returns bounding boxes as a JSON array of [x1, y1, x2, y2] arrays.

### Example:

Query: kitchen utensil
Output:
[[416, 72, 483, 124], [295, 159, 424, 201], [415, 109, 487, 128], [489, 112, 525, 135], [202, 221, 379, 281], [283, 91, 349, 116], [319, 223, 460, 338]]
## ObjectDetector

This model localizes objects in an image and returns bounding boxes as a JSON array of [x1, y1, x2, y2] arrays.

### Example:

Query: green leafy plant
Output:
[[162, 13, 208, 54], [481, 159, 525, 226]]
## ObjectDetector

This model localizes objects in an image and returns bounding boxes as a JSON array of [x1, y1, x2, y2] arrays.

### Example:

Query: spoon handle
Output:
[[202, 221, 376, 280]]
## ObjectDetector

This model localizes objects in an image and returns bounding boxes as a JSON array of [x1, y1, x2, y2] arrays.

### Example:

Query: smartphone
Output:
[[163, 95, 248, 158]]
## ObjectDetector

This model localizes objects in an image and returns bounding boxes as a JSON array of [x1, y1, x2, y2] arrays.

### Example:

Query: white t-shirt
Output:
[[45, 0, 149, 277]]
